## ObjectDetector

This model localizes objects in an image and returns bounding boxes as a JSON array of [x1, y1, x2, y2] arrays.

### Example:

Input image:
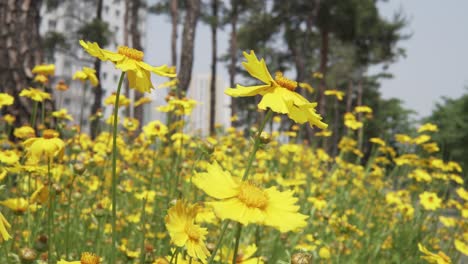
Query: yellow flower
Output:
[[225, 51, 327, 129], [14, 126, 35, 139], [58, 252, 100, 264], [19, 87, 51, 102], [419, 192, 442, 211], [73, 67, 99, 87], [79, 40, 175, 93], [34, 74, 48, 84], [193, 162, 307, 232], [158, 78, 179, 88], [123, 117, 139, 132], [418, 123, 438, 133], [0, 150, 19, 165], [3, 114, 15, 125], [157, 98, 198, 116], [324, 89, 345, 101], [52, 108, 73, 121], [344, 112, 363, 130], [298, 82, 314, 93], [319, 246, 331, 259], [23, 129, 65, 163], [165, 200, 210, 262], [312, 72, 323, 79], [32, 64, 55, 76], [0, 212, 11, 242], [418, 243, 451, 263], [0, 93, 14, 108], [370, 137, 386, 146], [143, 120, 168, 139], [0, 198, 29, 213], [454, 239, 468, 256], [456, 188, 468, 200], [104, 93, 130, 107], [134, 97, 152, 107]]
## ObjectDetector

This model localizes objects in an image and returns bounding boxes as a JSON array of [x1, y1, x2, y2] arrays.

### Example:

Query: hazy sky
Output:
[[145, 0, 468, 118]]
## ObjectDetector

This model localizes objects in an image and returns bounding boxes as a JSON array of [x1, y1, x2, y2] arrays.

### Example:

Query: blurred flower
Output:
[[419, 192, 442, 211], [55, 80, 69, 91], [52, 109, 73, 121], [324, 89, 344, 101], [73, 67, 99, 87], [0, 212, 11, 242], [418, 243, 451, 264], [0, 93, 14, 108], [19, 88, 51, 102], [14, 126, 35, 139], [23, 129, 65, 163], [32, 64, 55, 76], [418, 123, 438, 133], [80, 40, 175, 93]]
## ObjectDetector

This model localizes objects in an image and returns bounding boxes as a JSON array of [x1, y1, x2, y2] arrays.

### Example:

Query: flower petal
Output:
[[208, 198, 266, 225], [242, 50, 274, 84], [225, 84, 270, 97], [193, 161, 239, 199]]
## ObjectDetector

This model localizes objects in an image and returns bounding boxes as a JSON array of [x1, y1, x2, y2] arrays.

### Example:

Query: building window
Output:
[[113, 75, 118, 82], [115, 10, 120, 17], [102, 72, 107, 80], [104, 5, 109, 14], [64, 98, 71, 106], [48, 19, 56, 30]]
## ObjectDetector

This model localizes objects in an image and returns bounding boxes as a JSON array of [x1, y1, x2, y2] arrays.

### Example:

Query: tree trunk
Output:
[[318, 27, 329, 116], [170, 0, 178, 68], [209, 0, 218, 135], [129, 0, 144, 123], [178, 0, 200, 94], [229, 0, 238, 125], [0, 0, 43, 127], [90, 0, 104, 138]]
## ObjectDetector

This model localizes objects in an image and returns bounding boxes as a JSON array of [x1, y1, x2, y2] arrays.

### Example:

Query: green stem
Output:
[[47, 159, 53, 264], [231, 223, 243, 264], [110, 72, 126, 263], [65, 173, 78, 259], [169, 247, 180, 264], [79, 83, 88, 130], [242, 110, 273, 181], [31, 101, 38, 128], [139, 198, 147, 264], [207, 220, 229, 264]]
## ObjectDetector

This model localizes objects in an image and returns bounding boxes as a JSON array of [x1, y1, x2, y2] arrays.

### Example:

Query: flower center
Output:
[[118, 46, 144, 61], [185, 225, 201, 241], [238, 182, 268, 209], [275, 72, 297, 91], [81, 252, 100, 264], [42, 129, 58, 139]]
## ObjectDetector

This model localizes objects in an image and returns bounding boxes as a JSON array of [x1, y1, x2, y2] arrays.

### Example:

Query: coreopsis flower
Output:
[[157, 98, 198, 116], [418, 243, 451, 264], [34, 74, 48, 84], [23, 129, 65, 163], [418, 123, 438, 133], [158, 78, 179, 88], [312, 72, 324, 79], [58, 252, 100, 264], [324, 89, 345, 101], [225, 51, 327, 129], [73, 67, 99, 87], [0, 198, 29, 214], [193, 162, 308, 232], [14, 126, 35, 139], [298, 82, 314, 93], [19, 87, 51, 102], [0, 93, 14, 108], [104, 93, 130, 107], [52, 108, 73, 121], [134, 96, 152, 107], [419, 192, 442, 211], [165, 200, 210, 262], [123, 117, 139, 132], [344, 112, 363, 130], [55, 80, 69, 91], [0, 211, 11, 242], [143, 120, 168, 139], [2, 114, 15, 125], [32, 64, 55, 76], [0, 150, 19, 165], [454, 239, 468, 256], [79, 40, 175, 93]]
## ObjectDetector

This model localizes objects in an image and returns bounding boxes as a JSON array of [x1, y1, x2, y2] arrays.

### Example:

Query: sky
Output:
[[145, 0, 468, 118]]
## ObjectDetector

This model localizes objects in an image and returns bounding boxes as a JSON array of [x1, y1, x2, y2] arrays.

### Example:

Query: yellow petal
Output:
[[137, 62, 177, 78], [193, 162, 239, 199], [257, 89, 291, 114], [263, 187, 308, 232], [242, 50, 274, 84], [225, 84, 270, 97], [208, 198, 266, 225]]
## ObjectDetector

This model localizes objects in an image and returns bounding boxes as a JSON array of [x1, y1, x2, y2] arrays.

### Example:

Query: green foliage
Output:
[[77, 19, 111, 47], [426, 90, 468, 174], [42, 31, 69, 62]]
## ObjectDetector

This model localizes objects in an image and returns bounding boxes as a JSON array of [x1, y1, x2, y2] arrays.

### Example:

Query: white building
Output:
[[39, 0, 147, 131], [186, 74, 231, 136]]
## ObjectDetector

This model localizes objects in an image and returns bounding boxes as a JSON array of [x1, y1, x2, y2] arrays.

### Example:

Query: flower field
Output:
[[0, 42, 466, 264]]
